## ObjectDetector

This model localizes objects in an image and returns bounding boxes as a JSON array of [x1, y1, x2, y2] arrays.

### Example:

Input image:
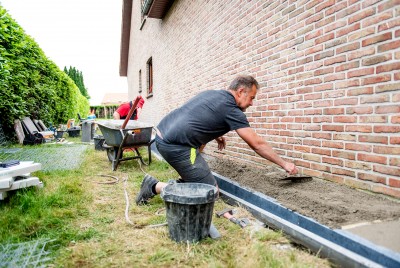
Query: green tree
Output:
[[64, 66, 90, 100]]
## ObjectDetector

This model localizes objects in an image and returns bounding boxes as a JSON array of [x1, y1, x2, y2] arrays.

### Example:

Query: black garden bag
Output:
[[23, 132, 45, 145]]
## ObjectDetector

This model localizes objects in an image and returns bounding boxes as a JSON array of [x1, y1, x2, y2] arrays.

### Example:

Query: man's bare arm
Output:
[[236, 127, 298, 174]]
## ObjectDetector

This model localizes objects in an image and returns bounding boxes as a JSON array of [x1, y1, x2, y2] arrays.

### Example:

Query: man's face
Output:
[[236, 85, 257, 111]]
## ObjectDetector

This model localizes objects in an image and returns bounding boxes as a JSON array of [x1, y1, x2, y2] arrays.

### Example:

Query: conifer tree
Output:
[[64, 66, 90, 99]]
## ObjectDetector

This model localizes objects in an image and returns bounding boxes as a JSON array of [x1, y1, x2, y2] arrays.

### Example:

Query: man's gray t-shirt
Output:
[[157, 90, 250, 148]]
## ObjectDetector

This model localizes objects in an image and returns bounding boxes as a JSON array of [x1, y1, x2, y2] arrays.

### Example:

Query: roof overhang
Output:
[[119, 0, 133, 77]]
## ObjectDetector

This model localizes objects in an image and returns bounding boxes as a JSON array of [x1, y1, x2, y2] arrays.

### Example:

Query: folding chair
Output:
[[21, 117, 54, 140]]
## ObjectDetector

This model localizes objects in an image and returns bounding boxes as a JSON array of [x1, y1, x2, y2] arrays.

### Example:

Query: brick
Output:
[[377, 40, 400, 52], [362, 0, 382, 8], [305, 44, 324, 55], [376, 82, 400, 93], [316, 33, 335, 45], [296, 56, 313, 66], [345, 160, 371, 170], [322, 125, 344, 132], [289, 6, 305, 19], [326, 21, 347, 33], [303, 139, 321, 146], [362, 32, 392, 47], [360, 94, 389, 104], [304, 93, 322, 100], [316, 16, 335, 29], [325, 73, 346, 82], [361, 135, 387, 148], [349, 7, 376, 24], [374, 125, 400, 133], [337, 4, 361, 20], [362, 54, 392, 66], [313, 132, 332, 139], [294, 145, 311, 153], [347, 87, 373, 96], [311, 162, 331, 172], [316, 0, 335, 12], [305, 13, 324, 24], [304, 108, 323, 115], [311, 147, 331, 156], [394, 92, 400, 102], [348, 47, 375, 60], [336, 61, 360, 72], [337, 23, 361, 38], [322, 156, 343, 166], [332, 167, 356, 177], [359, 116, 388, 123], [305, 61, 324, 71], [345, 178, 373, 191], [378, 0, 400, 12], [314, 51, 334, 62], [379, 17, 400, 31], [358, 172, 386, 184], [303, 153, 321, 162], [375, 105, 400, 114], [349, 27, 375, 41], [332, 150, 356, 160], [392, 116, 400, 124], [390, 157, 400, 166], [345, 125, 372, 133], [377, 62, 400, 73], [336, 80, 361, 90], [346, 106, 373, 114], [333, 116, 357, 123], [374, 165, 400, 176], [348, 67, 374, 78], [324, 55, 346, 66], [314, 83, 333, 92], [322, 140, 344, 149], [334, 98, 358, 106], [345, 143, 372, 152], [362, 10, 393, 27], [314, 67, 334, 77], [333, 133, 357, 141], [374, 145, 400, 155], [371, 185, 400, 199], [358, 153, 387, 164], [361, 74, 391, 85], [305, 78, 322, 85], [313, 116, 332, 123], [326, 1, 347, 16], [389, 178, 400, 188], [324, 90, 345, 99]]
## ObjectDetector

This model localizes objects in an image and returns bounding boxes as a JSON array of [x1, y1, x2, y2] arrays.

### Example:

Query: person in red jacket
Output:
[[113, 95, 145, 120]]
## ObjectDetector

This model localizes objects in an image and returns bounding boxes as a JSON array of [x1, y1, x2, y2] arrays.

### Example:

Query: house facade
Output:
[[120, 0, 400, 198]]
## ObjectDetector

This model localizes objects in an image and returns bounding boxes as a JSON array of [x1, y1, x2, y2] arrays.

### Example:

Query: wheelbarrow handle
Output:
[[121, 96, 141, 129]]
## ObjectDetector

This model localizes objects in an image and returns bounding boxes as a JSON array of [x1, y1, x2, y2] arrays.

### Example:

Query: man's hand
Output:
[[282, 162, 298, 175], [215, 136, 226, 151]]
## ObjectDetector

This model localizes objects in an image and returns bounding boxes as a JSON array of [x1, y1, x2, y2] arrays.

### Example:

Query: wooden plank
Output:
[[14, 119, 25, 144]]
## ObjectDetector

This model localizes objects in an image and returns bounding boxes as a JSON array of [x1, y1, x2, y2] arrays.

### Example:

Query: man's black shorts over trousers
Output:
[[155, 135, 217, 186]]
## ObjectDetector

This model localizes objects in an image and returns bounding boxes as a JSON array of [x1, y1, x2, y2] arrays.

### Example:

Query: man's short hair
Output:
[[228, 75, 259, 91]]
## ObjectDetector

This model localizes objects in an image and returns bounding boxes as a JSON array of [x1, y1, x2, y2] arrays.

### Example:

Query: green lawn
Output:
[[0, 137, 330, 267]]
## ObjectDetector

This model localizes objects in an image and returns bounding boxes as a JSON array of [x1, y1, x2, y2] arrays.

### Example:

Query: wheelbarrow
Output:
[[97, 120, 155, 171]]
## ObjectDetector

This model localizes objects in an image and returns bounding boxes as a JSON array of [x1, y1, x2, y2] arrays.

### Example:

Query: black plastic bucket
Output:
[[93, 135, 106, 151], [160, 183, 218, 243]]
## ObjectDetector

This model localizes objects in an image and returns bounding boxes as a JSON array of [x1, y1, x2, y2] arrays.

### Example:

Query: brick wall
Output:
[[127, 0, 400, 198]]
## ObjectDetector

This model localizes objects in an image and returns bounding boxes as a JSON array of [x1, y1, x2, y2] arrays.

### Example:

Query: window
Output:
[[139, 70, 142, 93], [147, 57, 153, 97]]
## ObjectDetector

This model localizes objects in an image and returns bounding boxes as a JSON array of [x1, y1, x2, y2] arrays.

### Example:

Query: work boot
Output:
[[136, 174, 158, 205]]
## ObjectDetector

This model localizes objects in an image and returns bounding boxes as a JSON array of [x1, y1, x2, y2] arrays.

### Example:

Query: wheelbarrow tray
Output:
[[97, 120, 153, 147]]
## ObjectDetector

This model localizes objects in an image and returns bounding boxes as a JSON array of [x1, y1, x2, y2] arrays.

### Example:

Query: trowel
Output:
[[280, 175, 313, 182]]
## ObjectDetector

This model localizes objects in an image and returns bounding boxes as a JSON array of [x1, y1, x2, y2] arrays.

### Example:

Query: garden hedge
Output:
[[0, 6, 89, 142]]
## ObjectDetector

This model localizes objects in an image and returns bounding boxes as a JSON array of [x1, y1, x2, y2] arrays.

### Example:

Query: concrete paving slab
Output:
[[342, 219, 400, 253]]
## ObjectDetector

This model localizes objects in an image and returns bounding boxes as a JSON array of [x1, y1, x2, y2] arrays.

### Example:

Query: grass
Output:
[[0, 136, 331, 267]]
